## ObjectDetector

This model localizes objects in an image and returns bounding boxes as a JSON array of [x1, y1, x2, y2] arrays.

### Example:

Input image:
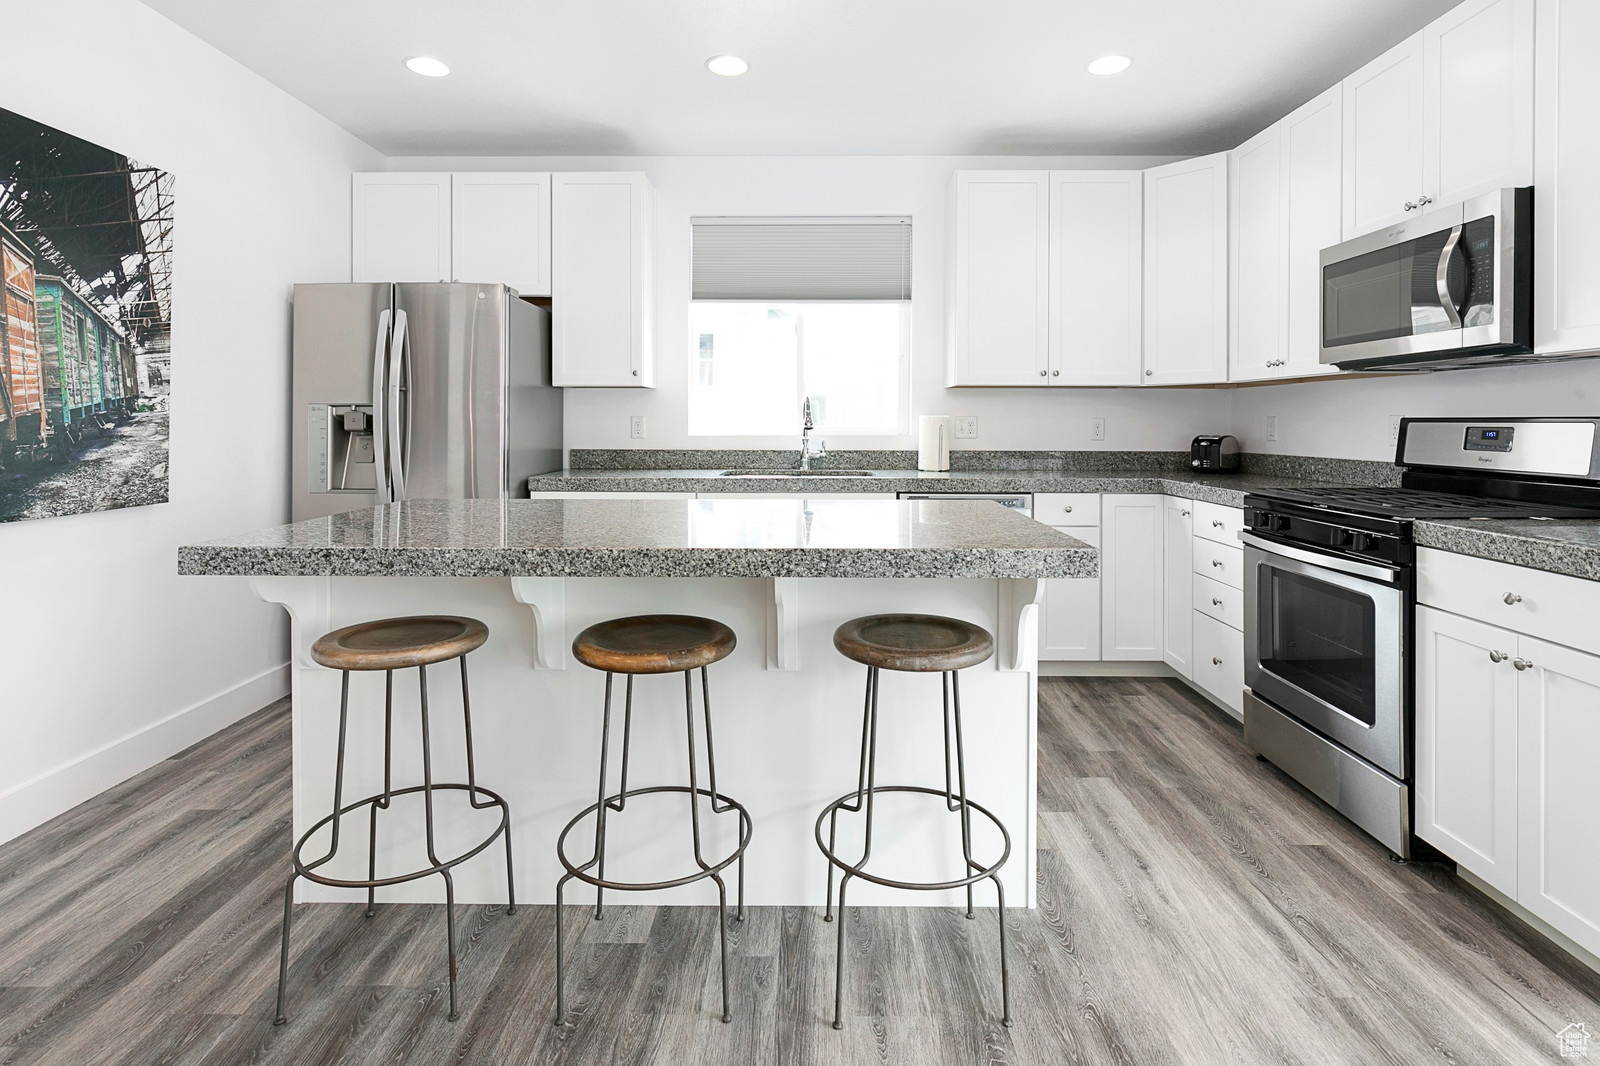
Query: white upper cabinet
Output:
[[1342, 33, 1426, 238], [1049, 171, 1143, 386], [1228, 125, 1286, 382], [1279, 85, 1345, 378], [1534, 0, 1600, 355], [551, 172, 655, 388], [1424, 0, 1534, 207], [450, 173, 552, 296], [947, 172, 1051, 386], [1143, 153, 1229, 385], [352, 173, 452, 283], [1342, 0, 1533, 240]]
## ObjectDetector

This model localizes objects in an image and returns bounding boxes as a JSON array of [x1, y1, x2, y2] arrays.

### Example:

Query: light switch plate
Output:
[[954, 416, 978, 439], [630, 415, 647, 440]]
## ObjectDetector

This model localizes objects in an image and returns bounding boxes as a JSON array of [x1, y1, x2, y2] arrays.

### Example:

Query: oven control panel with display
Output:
[[1464, 426, 1513, 452]]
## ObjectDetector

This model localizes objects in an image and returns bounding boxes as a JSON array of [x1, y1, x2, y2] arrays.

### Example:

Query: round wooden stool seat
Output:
[[572, 614, 736, 675], [833, 613, 994, 673], [310, 615, 489, 671]]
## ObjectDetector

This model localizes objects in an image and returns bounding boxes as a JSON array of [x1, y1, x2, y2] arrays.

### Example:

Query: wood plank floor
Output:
[[3, 678, 1598, 1065]]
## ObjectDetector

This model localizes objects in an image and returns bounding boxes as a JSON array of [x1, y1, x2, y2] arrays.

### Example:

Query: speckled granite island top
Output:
[[178, 497, 1099, 580], [526, 468, 1352, 508], [1415, 518, 1600, 583]]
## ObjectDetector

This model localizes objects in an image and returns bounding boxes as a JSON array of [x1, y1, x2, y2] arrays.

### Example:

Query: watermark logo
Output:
[[1560, 1023, 1592, 1059]]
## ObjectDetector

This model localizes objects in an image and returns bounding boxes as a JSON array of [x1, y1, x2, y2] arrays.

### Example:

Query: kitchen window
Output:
[[688, 216, 910, 437]]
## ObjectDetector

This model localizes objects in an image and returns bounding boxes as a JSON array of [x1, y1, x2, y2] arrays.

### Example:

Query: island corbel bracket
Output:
[[998, 578, 1045, 672], [510, 577, 567, 670], [249, 576, 331, 669], [768, 577, 800, 671]]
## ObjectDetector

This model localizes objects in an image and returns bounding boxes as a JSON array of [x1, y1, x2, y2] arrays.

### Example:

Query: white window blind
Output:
[[691, 216, 912, 301]]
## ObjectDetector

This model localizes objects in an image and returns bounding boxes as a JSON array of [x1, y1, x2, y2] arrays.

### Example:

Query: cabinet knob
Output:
[[1212, 520, 1225, 528], [1212, 657, 1223, 666], [1145, 369, 1153, 376], [1489, 649, 1508, 663], [1513, 657, 1534, 671], [1503, 592, 1522, 605], [1052, 370, 1060, 376], [1212, 597, 1223, 607], [1212, 559, 1223, 568], [1181, 509, 1190, 517], [632, 369, 639, 376], [1040, 369, 1048, 377], [1062, 505, 1073, 513]]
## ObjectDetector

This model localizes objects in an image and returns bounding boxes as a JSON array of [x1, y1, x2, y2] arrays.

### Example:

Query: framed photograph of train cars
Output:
[[0, 105, 172, 522]]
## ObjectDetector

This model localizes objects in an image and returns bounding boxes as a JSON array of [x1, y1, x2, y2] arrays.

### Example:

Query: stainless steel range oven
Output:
[[1240, 417, 1600, 860]]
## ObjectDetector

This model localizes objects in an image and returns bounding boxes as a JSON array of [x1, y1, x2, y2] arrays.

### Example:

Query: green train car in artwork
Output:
[[35, 275, 139, 452]]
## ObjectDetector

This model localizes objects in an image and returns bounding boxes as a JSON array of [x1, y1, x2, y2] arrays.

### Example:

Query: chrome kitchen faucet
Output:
[[800, 396, 827, 471]]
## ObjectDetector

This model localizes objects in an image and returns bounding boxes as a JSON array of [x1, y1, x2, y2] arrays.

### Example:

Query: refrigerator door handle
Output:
[[370, 308, 392, 502], [387, 308, 408, 501]]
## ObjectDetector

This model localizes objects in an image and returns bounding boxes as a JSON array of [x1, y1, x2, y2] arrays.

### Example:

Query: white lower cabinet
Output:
[[1040, 525, 1101, 661], [1192, 612, 1245, 719], [1416, 558, 1600, 959], [1100, 494, 1165, 660], [1415, 606, 1520, 896], [1161, 497, 1194, 677]]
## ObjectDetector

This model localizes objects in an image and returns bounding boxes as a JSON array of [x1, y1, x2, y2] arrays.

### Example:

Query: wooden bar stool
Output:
[[818, 613, 1011, 1029], [275, 615, 515, 1025], [553, 614, 751, 1025]]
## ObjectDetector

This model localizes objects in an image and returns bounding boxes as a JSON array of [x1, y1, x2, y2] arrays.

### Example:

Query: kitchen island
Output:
[[179, 497, 1095, 909]]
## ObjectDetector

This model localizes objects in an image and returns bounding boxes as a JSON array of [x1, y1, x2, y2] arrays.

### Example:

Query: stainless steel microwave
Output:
[[1319, 187, 1532, 372]]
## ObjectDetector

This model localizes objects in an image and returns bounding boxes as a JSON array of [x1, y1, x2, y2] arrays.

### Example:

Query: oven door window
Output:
[[1261, 566, 1378, 726], [1323, 227, 1455, 350]]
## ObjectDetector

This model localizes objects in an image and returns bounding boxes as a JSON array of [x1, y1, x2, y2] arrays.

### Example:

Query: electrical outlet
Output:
[[954, 416, 978, 439], [1266, 415, 1279, 443], [630, 415, 647, 440], [1089, 417, 1106, 442], [1390, 416, 1402, 446]]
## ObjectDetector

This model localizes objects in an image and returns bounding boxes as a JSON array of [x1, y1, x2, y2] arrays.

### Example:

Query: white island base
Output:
[[256, 574, 1043, 911]]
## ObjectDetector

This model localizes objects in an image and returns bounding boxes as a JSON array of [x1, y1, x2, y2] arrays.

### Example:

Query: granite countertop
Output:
[[178, 497, 1099, 580], [1415, 518, 1600, 583], [527, 468, 1349, 508]]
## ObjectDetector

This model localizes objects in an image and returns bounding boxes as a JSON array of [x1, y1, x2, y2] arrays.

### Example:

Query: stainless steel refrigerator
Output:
[[291, 283, 562, 522]]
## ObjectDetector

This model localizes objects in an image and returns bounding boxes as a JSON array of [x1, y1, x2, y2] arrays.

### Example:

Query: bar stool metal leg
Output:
[[831, 667, 880, 1030], [683, 668, 732, 1023], [825, 667, 877, 923], [458, 654, 516, 916], [595, 674, 633, 921], [554, 672, 615, 1025], [949, 669, 1009, 1025], [698, 667, 745, 922], [416, 663, 462, 1022]]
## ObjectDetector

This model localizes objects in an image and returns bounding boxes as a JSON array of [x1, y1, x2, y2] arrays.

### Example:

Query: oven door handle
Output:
[[1238, 531, 1401, 584]]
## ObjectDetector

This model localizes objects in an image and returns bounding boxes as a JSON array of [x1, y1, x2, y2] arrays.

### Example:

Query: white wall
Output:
[[0, 0, 382, 842], [1232, 359, 1600, 461], [390, 154, 1236, 454]]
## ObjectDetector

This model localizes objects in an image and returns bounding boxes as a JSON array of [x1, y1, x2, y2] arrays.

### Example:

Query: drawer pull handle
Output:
[[1513, 658, 1534, 671], [1489, 649, 1508, 663], [1212, 559, 1223, 568], [1212, 520, 1225, 528], [1212, 657, 1223, 666], [1212, 598, 1224, 606], [1503, 592, 1522, 605]]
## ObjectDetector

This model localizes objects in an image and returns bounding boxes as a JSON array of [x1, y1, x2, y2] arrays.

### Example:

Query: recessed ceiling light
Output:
[[1087, 55, 1133, 77], [706, 55, 750, 77], [404, 56, 451, 78]]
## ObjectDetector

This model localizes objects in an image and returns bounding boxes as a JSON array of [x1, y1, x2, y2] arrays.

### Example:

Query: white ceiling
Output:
[[141, 0, 1460, 157]]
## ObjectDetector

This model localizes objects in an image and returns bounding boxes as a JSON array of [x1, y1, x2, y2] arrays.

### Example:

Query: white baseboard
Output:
[[1040, 660, 1178, 678], [0, 663, 290, 845]]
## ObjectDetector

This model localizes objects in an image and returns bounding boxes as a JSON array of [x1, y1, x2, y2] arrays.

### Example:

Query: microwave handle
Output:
[[1435, 225, 1465, 330]]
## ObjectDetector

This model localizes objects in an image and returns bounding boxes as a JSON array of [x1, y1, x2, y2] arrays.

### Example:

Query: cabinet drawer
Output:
[[1034, 493, 1099, 524], [1194, 572, 1244, 629], [1192, 612, 1245, 718], [1193, 539, 1245, 590], [1193, 500, 1245, 546], [1417, 547, 1600, 654]]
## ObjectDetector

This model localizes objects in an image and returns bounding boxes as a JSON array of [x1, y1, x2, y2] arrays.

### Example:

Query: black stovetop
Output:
[[1247, 484, 1600, 521]]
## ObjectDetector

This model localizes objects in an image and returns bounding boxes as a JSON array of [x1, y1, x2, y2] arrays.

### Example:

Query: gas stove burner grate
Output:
[[1259, 485, 1598, 520]]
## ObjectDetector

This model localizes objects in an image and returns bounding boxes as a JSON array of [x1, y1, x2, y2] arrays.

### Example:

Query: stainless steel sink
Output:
[[717, 469, 877, 477]]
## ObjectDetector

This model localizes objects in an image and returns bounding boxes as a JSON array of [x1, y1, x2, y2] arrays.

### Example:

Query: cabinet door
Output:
[[1533, 0, 1600, 355], [1342, 33, 1424, 238], [1280, 85, 1345, 378], [1142, 154, 1229, 385], [551, 173, 654, 387], [1040, 526, 1101, 661], [1516, 636, 1600, 956], [1228, 125, 1286, 382], [1049, 171, 1142, 386], [352, 173, 451, 283], [1415, 607, 1520, 896], [948, 172, 1051, 386], [1161, 497, 1194, 678], [1191, 612, 1245, 720], [1423, 0, 1534, 208], [452, 173, 552, 295], [1101, 494, 1164, 660]]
